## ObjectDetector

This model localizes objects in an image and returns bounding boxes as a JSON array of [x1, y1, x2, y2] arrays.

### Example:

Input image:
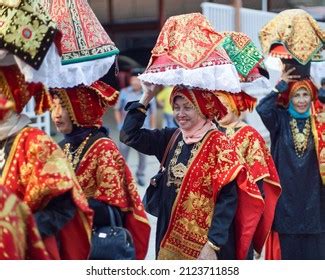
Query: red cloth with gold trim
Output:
[[0, 127, 93, 259], [0, 185, 49, 260], [0, 65, 52, 114], [157, 130, 264, 260], [259, 9, 325, 64], [50, 81, 119, 127], [216, 91, 257, 116], [170, 86, 227, 121], [311, 99, 325, 185], [42, 0, 119, 64], [74, 137, 150, 260], [139, 13, 241, 92], [229, 125, 281, 254]]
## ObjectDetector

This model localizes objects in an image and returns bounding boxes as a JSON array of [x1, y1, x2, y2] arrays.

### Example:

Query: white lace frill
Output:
[[1, 45, 115, 88], [139, 64, 242, 93]]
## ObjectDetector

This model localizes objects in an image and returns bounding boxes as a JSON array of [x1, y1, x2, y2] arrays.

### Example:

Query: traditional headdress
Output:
[[215, 91, 257, 116], [50, 81, 119, 127], [259, 9, 325, 64], [170, 86, 227, 120], [0, 64, 52, 114], [277, 79, 318, 107], [139, 13, 240, 92]]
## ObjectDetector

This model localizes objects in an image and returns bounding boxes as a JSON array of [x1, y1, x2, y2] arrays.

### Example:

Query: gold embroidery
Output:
[[290, 118, 311, 157]]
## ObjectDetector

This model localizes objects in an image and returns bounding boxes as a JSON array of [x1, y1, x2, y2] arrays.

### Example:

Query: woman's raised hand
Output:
[[281, 67, 301, 83], [140, 82, 164, 107]]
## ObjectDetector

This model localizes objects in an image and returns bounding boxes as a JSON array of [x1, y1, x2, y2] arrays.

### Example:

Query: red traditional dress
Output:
[[0, 185, 49, 260], [0, 127, 92, 259], [216, 92, 281, 256], [51, 82, 150, 259], [0, 65, 92, 259]]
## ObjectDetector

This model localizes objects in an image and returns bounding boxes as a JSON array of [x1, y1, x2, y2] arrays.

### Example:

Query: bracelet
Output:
[[207, 240, 221, 251], [137, 107, 147, 114]]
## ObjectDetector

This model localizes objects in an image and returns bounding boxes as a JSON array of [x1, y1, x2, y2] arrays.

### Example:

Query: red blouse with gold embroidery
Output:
[[75, 137, 150, 260], [0, 185, 49, 260], [230, 125, 281, 254], [0, 127, 92, 259], [158, 130, 264, 260]]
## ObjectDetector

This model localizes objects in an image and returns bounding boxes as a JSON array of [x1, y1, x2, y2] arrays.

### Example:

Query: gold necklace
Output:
[[289, 118, 311, 158], [167, 140, 200, 191], [63, 133, 92, 170], [219, 120, 241, 137]]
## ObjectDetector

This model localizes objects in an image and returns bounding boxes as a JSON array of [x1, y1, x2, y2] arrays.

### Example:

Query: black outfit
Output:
[[256, 87, 325, 259], [120, 101, 238, 259]]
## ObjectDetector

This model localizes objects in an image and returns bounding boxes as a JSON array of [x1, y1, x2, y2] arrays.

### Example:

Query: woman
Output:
[[256, 68, 325, 259], [50, 82, 150, 260], [0, 65, 92, 260], [215, 91, 281, 258], [120, 84, 264, 260]]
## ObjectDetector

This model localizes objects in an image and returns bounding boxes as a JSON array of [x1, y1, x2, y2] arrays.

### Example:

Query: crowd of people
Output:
[[0, 1, 325, 261]]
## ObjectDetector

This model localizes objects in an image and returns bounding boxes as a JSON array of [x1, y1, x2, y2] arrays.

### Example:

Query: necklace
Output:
[[63, 133, 92, 170], [167, 140, 200, 192], [219, 120, 241, 137], [289, 118, 311, 158]]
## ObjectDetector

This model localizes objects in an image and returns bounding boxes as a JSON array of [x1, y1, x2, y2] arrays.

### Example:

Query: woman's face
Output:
[[173, 96, 202, 130], [291, 88, 311, 114], [51, 95, 73, 134], [217, 95, 239, 126]]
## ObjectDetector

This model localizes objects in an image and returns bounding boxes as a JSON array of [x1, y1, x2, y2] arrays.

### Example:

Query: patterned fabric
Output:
[[222, 32, 264, 80], [259, 9, 325, 65], [0, 185, 49, 260], [0, 65, 52, 114], [215, 91, 257, 116], [42, 0, 119, 64], [75, 137, 150, 260], [157, 130, 264, 260], [229, 125, 281, 253], [50, 81, 119, 127], [148, 13, 224, 69], [170, 86, 227, 120], [0, 127, 92, 259], [0, 0, 59, 69], [311, 99, 325, 186]]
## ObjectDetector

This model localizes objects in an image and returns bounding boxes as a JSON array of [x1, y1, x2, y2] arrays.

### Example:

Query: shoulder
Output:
[[206, 130, 235, 150], [87, 137, 119, 156]]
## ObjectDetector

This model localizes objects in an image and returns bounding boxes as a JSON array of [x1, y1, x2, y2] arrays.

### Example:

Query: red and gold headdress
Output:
[[215, 91, 257, 116], [170, 86, 227, 120], [139, 13, 241, 92], [0, 65, 52, 115], [277, 79, 318, 107], [50, 81, 119, 127]]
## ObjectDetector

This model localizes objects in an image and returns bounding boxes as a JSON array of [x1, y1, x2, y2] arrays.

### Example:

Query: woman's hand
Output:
[[139, 82, 163, 107], [281, 67, 301, 83], [197, 242, 218, 260]]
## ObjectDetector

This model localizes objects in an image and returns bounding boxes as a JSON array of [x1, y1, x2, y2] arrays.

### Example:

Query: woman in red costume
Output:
[[0, 65, 92, 260], [50, 82, 150, 260], [215, 91, 281, 258], [120, 83, 264, 259]]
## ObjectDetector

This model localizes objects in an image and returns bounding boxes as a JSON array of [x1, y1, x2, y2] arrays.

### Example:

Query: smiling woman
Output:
[[256, 69, 325, 260], [120, 83, 265, 260]]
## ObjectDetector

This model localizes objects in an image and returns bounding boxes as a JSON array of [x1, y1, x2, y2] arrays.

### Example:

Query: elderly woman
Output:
[[120, 84, 264, 260], [50, 82, 150, 260], [215, 91, 281, 259], [256, 68, 325, 259]]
